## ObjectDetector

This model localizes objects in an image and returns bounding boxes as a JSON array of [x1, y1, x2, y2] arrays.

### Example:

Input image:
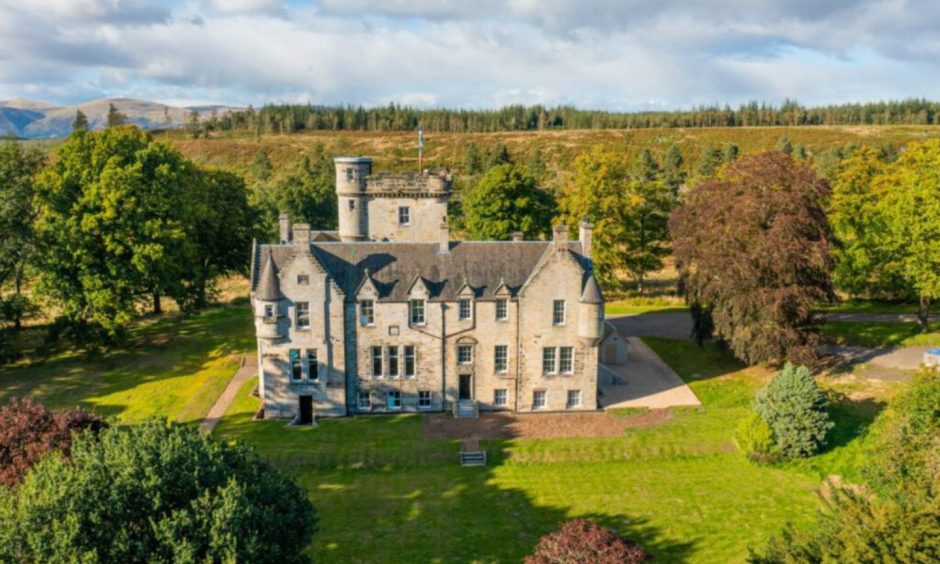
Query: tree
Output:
[[776, 134, 793, 155], [0, 419, 316, 563], [252, 148, 337, 241], [634, 148, 659, 181], [670, 151, 834, 365], [106, 102, 126, 128], [34, 128, 198, 338], [0, 397, 106, 488], [463, 164, 555, 240], [696, 145, 724, 178], [0, 140, 44, 332], [562, 146, 673, 290], [662, 144, 686, 196], [526, 519, 648, 564], [753, 363, 833, 459], [723, 143, 740, 163], [71, 110, 89, 132], [186, 110, 201, 139]]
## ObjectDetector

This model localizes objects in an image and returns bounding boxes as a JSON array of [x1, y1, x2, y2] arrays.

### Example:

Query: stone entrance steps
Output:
[[454, 399, 479, 418], [459, 438, 486, 467]]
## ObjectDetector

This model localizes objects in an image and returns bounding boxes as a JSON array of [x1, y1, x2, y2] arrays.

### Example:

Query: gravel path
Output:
[[607, 311, 694, 340], [823, 312, 938, 323], [200, 355, 256, 433]]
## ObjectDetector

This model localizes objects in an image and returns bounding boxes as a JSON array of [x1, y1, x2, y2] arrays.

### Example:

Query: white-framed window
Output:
[[297, 274, 309, 286], [263, 303, 276, 322], [296, 302, 311, 329], [404, 345, 416, 378], [306, 349, 319, 381], [409, 299, 425, 325], [387, 390, 402, 410], [567, 389, 582, 409], [457, 344, 473, 365], [494, 345, 508, 373], [458, 299, 472, 321], [388, 346, 399, 378], [289, 349, 302, 381], [357, 391, 371, 410], [348, 199, 355, 211], [398, 206, 411, 225], [494, 389, 508, 407], [559, 346, 573, 374], [418, 390, 432, 409], [346, 168, 354, 181], [360, 299, 374, 326], [552, 300, 566, 325], [372, 346, 383, 377], [542, 347, 557, 374], [495, 299, 508, 321], [533, 390, 547, 410]]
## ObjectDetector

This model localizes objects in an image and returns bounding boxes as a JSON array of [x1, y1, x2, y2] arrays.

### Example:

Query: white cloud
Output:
[[0, 1, 939, 108]]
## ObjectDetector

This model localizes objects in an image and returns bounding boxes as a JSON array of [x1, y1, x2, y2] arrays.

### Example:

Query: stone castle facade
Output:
[[250, 157, 615, 421]]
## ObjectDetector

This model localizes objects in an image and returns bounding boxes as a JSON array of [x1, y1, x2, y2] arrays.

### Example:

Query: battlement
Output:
[[365, 171, 451, 194]]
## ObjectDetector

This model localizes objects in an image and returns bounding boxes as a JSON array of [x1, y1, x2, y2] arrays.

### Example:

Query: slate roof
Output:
[[580, 274, 604, 304], [251, 240, 594, 302], [255, 255, 282, 301]]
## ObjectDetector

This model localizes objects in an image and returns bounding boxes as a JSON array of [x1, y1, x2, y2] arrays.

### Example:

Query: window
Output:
[[297, 274, 309, 286], [359, 299, 374, 326], [495, 299, 508, 321], [542, 347, 557, 374], [533, 390, 547, 410], [552, 300, 566, 325], [388, 346, 399, 378], [346, 168, 354, 181], [567, 390, 582, 409], [494, 389, 507, 407], [404, 345, 416, 377], [348, 199, 355, 211], [458, 299, 472, 321], [296, 302, 310, 329], [306, 349, 319, 381], [457, 344, 473, 365], [409, 299, 425, 325], [418, 390, 431, 409], [387, 390, 402, 410], [263, 304, 275, 322], [357, 391, 371, 410], [372, 346, 383, 377], [398, 206, 411, 225], [290, 349, 302, 381], [494, 345, 508, 373], [559, 346, 573, 374]]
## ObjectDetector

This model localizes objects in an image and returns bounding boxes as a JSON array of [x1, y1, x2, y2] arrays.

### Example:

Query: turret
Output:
[[254, 255, 284, 341], [578, 274, 604, 344], [334, 157, 372, 241]]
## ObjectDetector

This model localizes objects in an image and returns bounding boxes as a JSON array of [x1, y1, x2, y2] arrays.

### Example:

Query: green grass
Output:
[[820, 321, 940, 348], [0, 307, 254, 423], [814, 300, 918, 314], [605, 298, 688, 316], [215, 336, 892, 563]]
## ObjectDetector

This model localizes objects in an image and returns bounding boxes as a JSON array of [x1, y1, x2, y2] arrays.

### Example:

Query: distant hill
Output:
[[0, 97, 240, 138]]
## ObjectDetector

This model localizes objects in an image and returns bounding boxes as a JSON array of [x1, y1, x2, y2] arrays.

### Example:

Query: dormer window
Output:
[[495, 299, 507, 321], [360, 299, 375, 326], [458, 299, 472, 321], [552, 300, 566, 325], [409, 299, 425, 325], [398, 206, 411, 226]]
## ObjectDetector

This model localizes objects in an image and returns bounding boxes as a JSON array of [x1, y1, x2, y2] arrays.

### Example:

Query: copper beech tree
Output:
[[670, 151, 834, 366]]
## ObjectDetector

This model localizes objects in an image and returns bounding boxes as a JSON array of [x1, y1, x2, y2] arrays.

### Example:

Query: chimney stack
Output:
[[438, 217, 450, 254], [579, 217, 594, 259], [292, 223, 311, 251], [511, 231, 523, 242], [552, 224, 568, 250], [279, 213, 291, 244]]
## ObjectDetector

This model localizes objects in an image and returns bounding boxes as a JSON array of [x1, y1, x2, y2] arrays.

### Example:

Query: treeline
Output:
[[203, 98, 940, 135]]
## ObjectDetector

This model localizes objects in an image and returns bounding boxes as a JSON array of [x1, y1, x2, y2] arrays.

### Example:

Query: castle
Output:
[[250, 157, 623, 422]]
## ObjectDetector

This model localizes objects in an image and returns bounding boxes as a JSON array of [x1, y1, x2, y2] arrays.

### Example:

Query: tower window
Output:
[[346, 168, 354, 181], [348, 199, 355, 211], [399, 206, 411, 226]]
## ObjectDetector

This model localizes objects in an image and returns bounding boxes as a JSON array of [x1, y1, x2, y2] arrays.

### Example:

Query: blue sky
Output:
[[1, 0, 938, 110]]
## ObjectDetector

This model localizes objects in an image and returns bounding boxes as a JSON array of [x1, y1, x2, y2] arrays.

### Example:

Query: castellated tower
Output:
[[333, 156, 452, 243]]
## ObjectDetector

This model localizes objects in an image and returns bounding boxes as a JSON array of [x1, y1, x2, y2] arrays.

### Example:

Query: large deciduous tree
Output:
[[0, 140, 44, 331], [0, 419, 316, 563], [562, 146, 673, 291], [670, 151, 834, 365], [463, 164, 556, 240]]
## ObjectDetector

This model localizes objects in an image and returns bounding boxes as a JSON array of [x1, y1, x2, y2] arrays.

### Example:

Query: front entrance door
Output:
[[458, 374, 472, 400], [299, 395, 313, 425]]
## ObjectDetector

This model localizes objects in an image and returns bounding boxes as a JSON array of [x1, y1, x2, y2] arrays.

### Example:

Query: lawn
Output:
[[820, 321, 940, 348], [0, 306, 254, 423], [215, 337, 892, 563]]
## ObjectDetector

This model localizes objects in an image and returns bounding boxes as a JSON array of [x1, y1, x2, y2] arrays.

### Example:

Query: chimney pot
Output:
[[438, 218, 450, 254], [511, 231, 523, 242]]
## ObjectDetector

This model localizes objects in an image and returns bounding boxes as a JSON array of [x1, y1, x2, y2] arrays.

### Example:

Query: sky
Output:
[[1, 0, 939, 110]]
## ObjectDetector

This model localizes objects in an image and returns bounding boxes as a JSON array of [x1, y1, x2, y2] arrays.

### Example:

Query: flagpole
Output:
[[418, 127, 424, 171]]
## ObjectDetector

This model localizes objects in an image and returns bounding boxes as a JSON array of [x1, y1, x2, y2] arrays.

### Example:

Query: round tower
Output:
[[578, 274, 605, 344], [334, 156, 372, 241]]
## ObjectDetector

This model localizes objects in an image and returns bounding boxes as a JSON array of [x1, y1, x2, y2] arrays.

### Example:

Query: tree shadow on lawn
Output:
[[0, 307, 254, 421], [822, 394, 886, 453]]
